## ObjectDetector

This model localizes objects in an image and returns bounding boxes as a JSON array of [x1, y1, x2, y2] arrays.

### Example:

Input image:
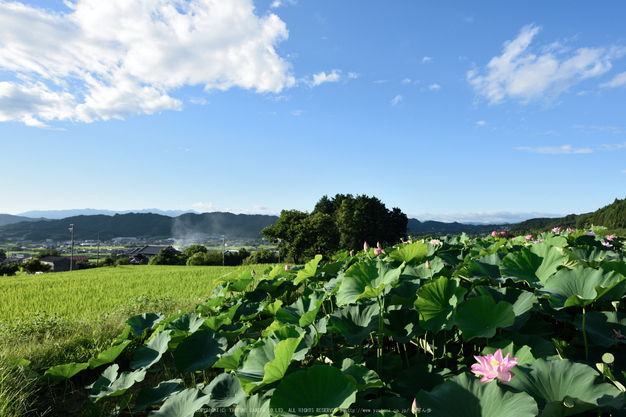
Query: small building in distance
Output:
[[127, 245, 180, 264], [39, 256, 78, 272]]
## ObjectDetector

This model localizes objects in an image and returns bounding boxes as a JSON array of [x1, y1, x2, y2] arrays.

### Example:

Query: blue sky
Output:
[[1, 0, 626, 223]]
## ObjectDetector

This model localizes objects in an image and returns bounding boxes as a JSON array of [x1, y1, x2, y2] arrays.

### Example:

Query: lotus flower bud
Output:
[[364, 241, 370, 252], [425, 260, 431, 268], [525, 235, 532, 240], [500, 231, 506, 236], [377, 241, 381, 249], [374, 247, 382, 255], [251, 269, 255, 276], [285, 264, 291, 270], [350, 250, 354, 257], [412, 398, 419, 415], [491, 231, 498, 237]]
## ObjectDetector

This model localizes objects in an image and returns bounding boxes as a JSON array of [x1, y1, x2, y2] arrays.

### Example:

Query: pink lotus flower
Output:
[[350, 250, 354, 257], [251, 269, 255, 276], [607, 235, 616, 241], [471, 348, 518, 383], [500, 231, 506, 236], [552, 227, 561, 233], [285, 264, 291, 270], [364, 241, 370, 252], [525, 235, 532, 240], [374, 247, 382, 255], [491, 231, 498, 237]]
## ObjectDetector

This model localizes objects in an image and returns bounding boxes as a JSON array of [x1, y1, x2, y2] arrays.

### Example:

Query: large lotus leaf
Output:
[[387, 277, 421, 306], [42, 362, 89, 383], [276, 290, 326, 327], [232, 300, 265, 322], [270, 365, 357, 416], [133, 379, 184, 412], [353, 396, 410, 416], [147, 388, 211, 417], [471, 286, 537, 331], [500, 243, 568, 284], [165, 313, 206, 333], [501, 333, 556, 360], [298, 318, 328, 356], [573, 311, 626, 348], [225, 271, 254, 292], [335, 258, 404, 305], [294, 254, 323, 285], [341, 358, 384, 391], [213, 340, 252, 371], [173, 329, 228, 372], [416, 372, 537, 417], [383, 306, 424, 343], [504, 359, 625, 416], [415, 277, 467, 333], [90, 365, 147, 401], [388, 241, 429, 264], [565, 245, 619, 264], [219, 322, 250, 342], [203, 373, 246, 409], [328, 301, 379, 345], [130, 330, 172, 369], [127, 313, 166, 336], [236, 331, 304, 394], [202, 315, 232, 332], [388, 363, 446, 400], [88, 340, 131, 369], [406, 256, 445, 279], [455, 296, 515, 341], [540, 266, 625, 309], [235, 393, 271, 417], [265, 323, 312, 361], [465, 252, 504, 281]]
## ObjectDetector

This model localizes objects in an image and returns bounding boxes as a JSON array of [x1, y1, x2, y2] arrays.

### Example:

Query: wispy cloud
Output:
[[515, 144, 594, 154], [467, 23, 625, 105], [391, 95, 403, 106], [574, 125, 626, 134], [429, 84, 441, 91], [476, 120, 487, 126], [401, 78, 412, 84], [600, 71, 626, 88], [291, 109, 304, 116], [306, 69, 342, 87], [270, 0, 296, 8], [192, 202, 233, 213], [374, 80, 388, 84], [422, 57, 433, 63], [0, 0, 295, 127], [347, 72, 360, 79]]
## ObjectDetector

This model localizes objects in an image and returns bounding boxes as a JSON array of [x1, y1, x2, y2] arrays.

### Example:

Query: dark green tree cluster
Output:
[[242, 248, 277, 265], [577, 197, 626, 230], [261, 194, 407, 263], [20, 258, 51, 274], [0, 262, 19, 276]]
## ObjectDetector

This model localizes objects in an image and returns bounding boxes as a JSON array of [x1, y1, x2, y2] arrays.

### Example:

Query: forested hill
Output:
[[511, 197, 626, 233], [406, 218, 506, 235], [0, 212, 279, 241]]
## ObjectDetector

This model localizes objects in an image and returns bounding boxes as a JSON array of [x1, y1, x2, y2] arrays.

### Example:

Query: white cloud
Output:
[[192, 202, 233, 213], [515, 144, 593, 154], [374, 79, 388, 84], [401, 78, 412, 84], [270, 0, 296, 8], [422, 57, 433, 63], [307, 69, 341, 87], [600, 71, 626, 88], [347, 72, 360, 79], [411, 211, 564, 224], [476, 120, 487, 126], [429, 84, 441, 91], [467, 24, 625, 105], [189, 97, 208, 105], [622, 170, 626, 174], [291, 109, 304, 116], [0, 0, 295, 126], [391, 95, 403, 106]]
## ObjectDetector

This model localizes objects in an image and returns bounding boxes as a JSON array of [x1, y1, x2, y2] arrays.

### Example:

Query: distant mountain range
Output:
[[1, 197, 624, 242], [16, 208, 197, 219]]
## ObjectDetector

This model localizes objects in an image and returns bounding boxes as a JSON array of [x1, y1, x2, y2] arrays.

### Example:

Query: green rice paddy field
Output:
[[0, 265, 253, 323]]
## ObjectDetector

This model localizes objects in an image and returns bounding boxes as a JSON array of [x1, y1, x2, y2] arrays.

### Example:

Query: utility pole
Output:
[[97, 233, 100, 266], [69, 224, 74, 272], [222, 235, 225, 266]]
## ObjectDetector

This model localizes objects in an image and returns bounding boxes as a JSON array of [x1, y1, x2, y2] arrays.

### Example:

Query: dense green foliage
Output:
[[262, 195, 407, 263], [19, 227, 625, 416]]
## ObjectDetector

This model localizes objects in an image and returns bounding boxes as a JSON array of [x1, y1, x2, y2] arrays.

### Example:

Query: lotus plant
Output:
[[471, 349, 518, 383], [285, 264, 291, 271]]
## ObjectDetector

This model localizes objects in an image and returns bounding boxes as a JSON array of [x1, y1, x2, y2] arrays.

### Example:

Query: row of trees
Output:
[[147, 245, 278, 267], [261, 194, 408, 263]]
